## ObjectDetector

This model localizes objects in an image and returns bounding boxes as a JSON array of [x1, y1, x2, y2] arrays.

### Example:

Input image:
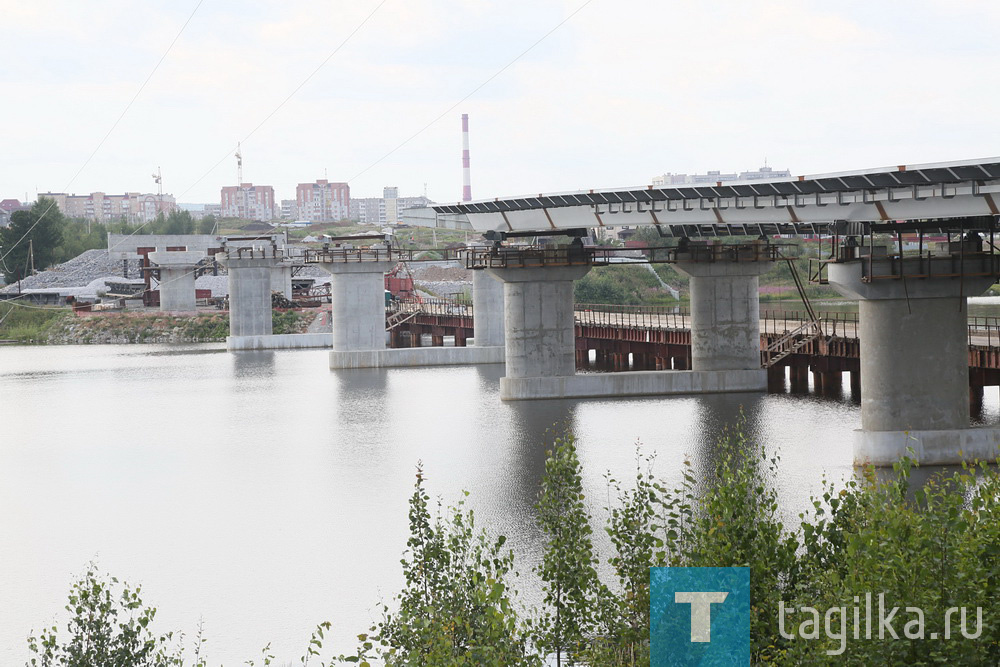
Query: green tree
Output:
[[587, 449, 664, 666], [1, 197, 66, 283], [535, 434, 603, 666], [164, 210, 195, 235], [674, 420, 799, 662], [26, 564, 184, 667], [358, 465, 538, 666], [197, 215, 217, 235]]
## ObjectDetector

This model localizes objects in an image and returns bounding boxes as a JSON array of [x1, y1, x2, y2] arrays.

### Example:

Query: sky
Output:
[[3, 0, 1000, 205]]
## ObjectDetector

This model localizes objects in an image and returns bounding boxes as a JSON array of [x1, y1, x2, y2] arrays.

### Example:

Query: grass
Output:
[[0, 302, 71, 342]]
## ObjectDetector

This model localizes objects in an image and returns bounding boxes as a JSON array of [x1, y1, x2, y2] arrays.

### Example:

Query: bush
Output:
[[26, 564, 185, 667], [346, 464, 538, 666], [30, 424, 1000, 665]]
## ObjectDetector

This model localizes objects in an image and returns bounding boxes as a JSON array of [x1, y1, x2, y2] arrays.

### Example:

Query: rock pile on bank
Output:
[[0, 249, 141, 294]]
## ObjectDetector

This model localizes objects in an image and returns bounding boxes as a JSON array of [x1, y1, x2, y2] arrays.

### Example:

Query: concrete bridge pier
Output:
[[325, 261, 395, 362], [223, 255, 277, 337], [673, 256, 773, 372], [487, 265, 590, 398], [472, 270, 505, 347], [270, 262, 293, 299], [323, 260, 504, 369], [221, 252, 330, 351], [487, 255, 772, 401], [148, 250, 205, 312], [828, 257, 1000, 465]]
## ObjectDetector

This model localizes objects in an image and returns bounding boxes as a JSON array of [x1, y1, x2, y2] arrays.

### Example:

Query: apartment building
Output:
[[295, 180, 350, 222], [37, 191, 177, 223], [220, 183, 276, 221]]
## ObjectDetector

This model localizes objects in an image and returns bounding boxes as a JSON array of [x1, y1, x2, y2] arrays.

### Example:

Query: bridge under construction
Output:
[[203, 157, 1000, 466]]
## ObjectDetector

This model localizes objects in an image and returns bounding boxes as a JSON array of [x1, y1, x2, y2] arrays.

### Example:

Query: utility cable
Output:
[[0, 0, 206, 265], [176, 0, 389, 201], [347, 0, 597, 184]]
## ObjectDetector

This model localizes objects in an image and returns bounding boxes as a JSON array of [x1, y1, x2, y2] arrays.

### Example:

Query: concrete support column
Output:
[[829, 256, 1000, 465], [472, 270, 505, 347], [148, 250, 205, 312], [221, 256, 277, 337], [673, 258, 773, 371], [858, 297, 968, 431], [320, 261, 394, 352], [270, 263, 293, 299], [486, 265, 590, 380]]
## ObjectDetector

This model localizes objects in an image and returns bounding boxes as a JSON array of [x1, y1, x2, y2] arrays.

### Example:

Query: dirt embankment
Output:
[[35, 310, 314, 345]]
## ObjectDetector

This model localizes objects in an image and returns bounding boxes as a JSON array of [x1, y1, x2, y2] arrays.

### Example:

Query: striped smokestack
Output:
[[461, 113, 472, 202]]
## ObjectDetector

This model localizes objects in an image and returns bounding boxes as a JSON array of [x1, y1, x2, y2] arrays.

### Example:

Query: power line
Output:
[[177, 0, 389, 201], [348, 0, 598, 184], [0, 0, 206, 265]]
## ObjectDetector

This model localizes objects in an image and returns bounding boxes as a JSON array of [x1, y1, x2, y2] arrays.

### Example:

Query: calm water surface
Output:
[[1, 343, 994, 663]]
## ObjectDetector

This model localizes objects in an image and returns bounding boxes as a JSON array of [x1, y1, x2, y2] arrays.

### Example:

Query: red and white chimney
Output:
[[461, 113, 472, 202]]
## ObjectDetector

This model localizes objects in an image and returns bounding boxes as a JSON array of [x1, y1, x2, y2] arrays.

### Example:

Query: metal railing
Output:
[[221, 246, 285, 260], [574, 304, 690, 330], [761, 310, 860, 338], [386, 297, 473, 319], [667, 242, 785, 264], [968, 316, 1000, 346], [464, 241, 787, 270], [465, 246, 600, 269], [305, 247, 465, 264], [382, 296, 1000, 349]]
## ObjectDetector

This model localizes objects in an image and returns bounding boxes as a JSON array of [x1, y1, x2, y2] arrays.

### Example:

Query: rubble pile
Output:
[[0, 249, 141, 294]]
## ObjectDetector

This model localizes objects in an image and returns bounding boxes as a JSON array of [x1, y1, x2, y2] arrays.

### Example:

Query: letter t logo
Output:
[[675, 591, 729, 642]]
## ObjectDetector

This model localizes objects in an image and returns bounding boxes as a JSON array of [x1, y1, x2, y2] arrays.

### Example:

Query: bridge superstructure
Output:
[[425, 157, 1000, 466], [431, 157, 1000, 235], [214, 158, 1000, 466]]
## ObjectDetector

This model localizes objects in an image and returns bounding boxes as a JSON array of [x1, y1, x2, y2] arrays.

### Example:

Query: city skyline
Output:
[[3, 1, 1000, 206]]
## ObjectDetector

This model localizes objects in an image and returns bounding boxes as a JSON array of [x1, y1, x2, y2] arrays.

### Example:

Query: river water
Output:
[[1, 341, 997, 664]]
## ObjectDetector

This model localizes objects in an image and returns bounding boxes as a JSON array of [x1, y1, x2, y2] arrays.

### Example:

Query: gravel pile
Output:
[[415, 280, 470, 298], [0, 249, 141, 294], [411, 264, 471, 281]]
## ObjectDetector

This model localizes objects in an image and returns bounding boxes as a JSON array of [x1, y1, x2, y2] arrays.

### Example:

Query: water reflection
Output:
[[231, 350, 276, 377], [1, 343, 995, 666]]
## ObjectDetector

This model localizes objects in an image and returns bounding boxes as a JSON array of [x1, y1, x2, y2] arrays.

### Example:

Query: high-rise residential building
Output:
[[220, 183, 276, 221], [651, 165, 791, 187], [350, 197, 384, 224], [295, 180, 349, 222], [37, 191, 176, 223], [383, 186, 399, 225], [279, 199, 297, 220]]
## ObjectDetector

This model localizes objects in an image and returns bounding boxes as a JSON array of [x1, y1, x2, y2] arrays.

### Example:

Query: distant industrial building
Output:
[[651, 165, 791, 187], [350, 187, 433, 225], [295, 180, 350, 222], [37, 191, 176, 223], [220, 183, 276, 221]]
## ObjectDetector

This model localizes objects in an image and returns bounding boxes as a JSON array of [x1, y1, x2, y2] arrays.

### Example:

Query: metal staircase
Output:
[[762, 257, 826, 368], [385, 308, 419, 330]]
